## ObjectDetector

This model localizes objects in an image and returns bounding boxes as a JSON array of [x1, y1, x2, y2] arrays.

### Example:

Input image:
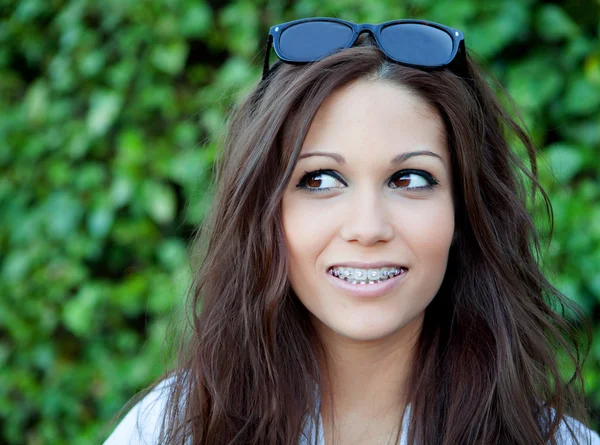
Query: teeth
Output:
[[329, 266, 405, 284]]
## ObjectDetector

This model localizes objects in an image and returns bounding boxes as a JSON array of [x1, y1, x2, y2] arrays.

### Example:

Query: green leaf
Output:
[[535, 4, 579, 42], [109, 175, 135, 208], [112, 274, 148, 316], [168, 148, 208, 185], [180, 3, 213, 38], [141, 180, 177, 224], [147, 272, 174, 314], [62, 284, 103, 337], [150, 41, 189, 75], [67, 132, 92, 160], [87, 91, 123, 136], [559, 119, 600, 148], [584, 53, 600, 83], [73, 162, 107, 191], [218, 56, 256, 91], [156, 238, 188, 271], [24, 80, 49, 124], [79, 50, 106, 78], [1, 250, 35, 282], [553, 275, 590, 315], [562, 74, 600, 116], [427, 0, 476, 25], [467, 2, 529, 59], [48, 54, 75, 92], [542, 143, 584, 183], [506, 55, 563, 109], [590, 274, 600, 304], [87, 203, 115, 239], [43, 192, 84, 240], [220, 2, 259, 57]]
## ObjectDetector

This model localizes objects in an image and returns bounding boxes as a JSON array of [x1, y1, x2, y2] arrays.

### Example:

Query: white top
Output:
[[103, 378, 600, 445]]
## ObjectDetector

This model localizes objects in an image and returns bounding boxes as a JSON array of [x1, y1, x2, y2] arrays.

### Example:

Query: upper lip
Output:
[[328, 261, 408, 270]]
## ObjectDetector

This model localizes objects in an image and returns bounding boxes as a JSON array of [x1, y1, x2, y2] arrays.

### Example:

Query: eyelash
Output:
[[296, 169, 439, 194]]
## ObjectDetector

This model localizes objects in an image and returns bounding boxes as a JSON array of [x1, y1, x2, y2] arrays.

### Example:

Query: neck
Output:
[[314, 313, 422, 432]]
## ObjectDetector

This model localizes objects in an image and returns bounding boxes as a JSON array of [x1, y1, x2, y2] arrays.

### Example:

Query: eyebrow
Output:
[[297, 150, 444, 166]]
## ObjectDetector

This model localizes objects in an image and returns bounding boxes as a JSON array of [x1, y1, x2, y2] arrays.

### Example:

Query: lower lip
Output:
[[326, 269, 408, 298]]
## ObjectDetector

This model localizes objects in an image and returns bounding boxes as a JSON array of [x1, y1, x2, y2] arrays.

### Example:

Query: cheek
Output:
[[393, 200, 455, 289], [394, 198, 454, 246], [281, 197, 334, 310], [281, 198, 334, 267]]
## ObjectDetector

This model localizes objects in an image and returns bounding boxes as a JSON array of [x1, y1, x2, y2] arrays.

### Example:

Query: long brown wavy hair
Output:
[[146, 34, 593, 444]]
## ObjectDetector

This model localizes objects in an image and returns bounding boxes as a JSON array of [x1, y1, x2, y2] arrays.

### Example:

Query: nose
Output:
[[339, 187, 395, 246]]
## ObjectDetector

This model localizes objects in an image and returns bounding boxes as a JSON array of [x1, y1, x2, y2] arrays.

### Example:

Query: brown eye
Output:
[[389, 170, 438, 191], [297, 169, 345, 193], [306, 176, 323, 188], [390, 175, 411, 188]]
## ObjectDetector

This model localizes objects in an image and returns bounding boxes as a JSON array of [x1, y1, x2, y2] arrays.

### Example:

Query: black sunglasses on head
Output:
[[262, 17, 468, 80]]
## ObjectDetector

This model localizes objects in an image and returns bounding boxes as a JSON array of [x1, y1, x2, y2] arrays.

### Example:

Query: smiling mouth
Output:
[[328, 266, 408, 284]]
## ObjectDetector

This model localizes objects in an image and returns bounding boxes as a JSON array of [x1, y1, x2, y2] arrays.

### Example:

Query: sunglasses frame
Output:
[[262, 17, 467, 80]]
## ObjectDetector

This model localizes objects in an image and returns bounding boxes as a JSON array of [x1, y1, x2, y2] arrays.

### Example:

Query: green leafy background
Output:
[[1, 0, 598, 443]]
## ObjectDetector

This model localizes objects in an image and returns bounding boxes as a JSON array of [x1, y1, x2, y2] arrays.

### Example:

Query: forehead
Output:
[[302, 79, 447, 159]]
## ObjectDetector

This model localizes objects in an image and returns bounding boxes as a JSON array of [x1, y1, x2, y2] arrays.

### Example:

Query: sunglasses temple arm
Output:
[[262, 35, 273, 80], [449, 40, 470, 80]]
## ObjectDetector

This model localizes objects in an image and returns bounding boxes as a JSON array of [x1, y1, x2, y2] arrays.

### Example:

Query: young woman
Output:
[[103, 18, 600, 445]]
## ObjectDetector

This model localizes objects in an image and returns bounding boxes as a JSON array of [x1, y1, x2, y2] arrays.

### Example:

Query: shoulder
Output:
[[554, 414, 600, 445], [102, 376, 177, 445]]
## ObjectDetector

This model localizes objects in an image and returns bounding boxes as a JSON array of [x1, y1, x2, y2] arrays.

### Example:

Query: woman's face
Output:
[[281, 79, 455, 343]]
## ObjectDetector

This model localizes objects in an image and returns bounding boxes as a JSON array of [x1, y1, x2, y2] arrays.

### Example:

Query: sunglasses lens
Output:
[[379, 23, 454, 66], [279, 21, 354, 61]]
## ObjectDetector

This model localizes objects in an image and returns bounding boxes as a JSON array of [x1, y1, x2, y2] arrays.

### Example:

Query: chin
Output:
[[318, 309, 425, 343], [331, 322, 406, 342]]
